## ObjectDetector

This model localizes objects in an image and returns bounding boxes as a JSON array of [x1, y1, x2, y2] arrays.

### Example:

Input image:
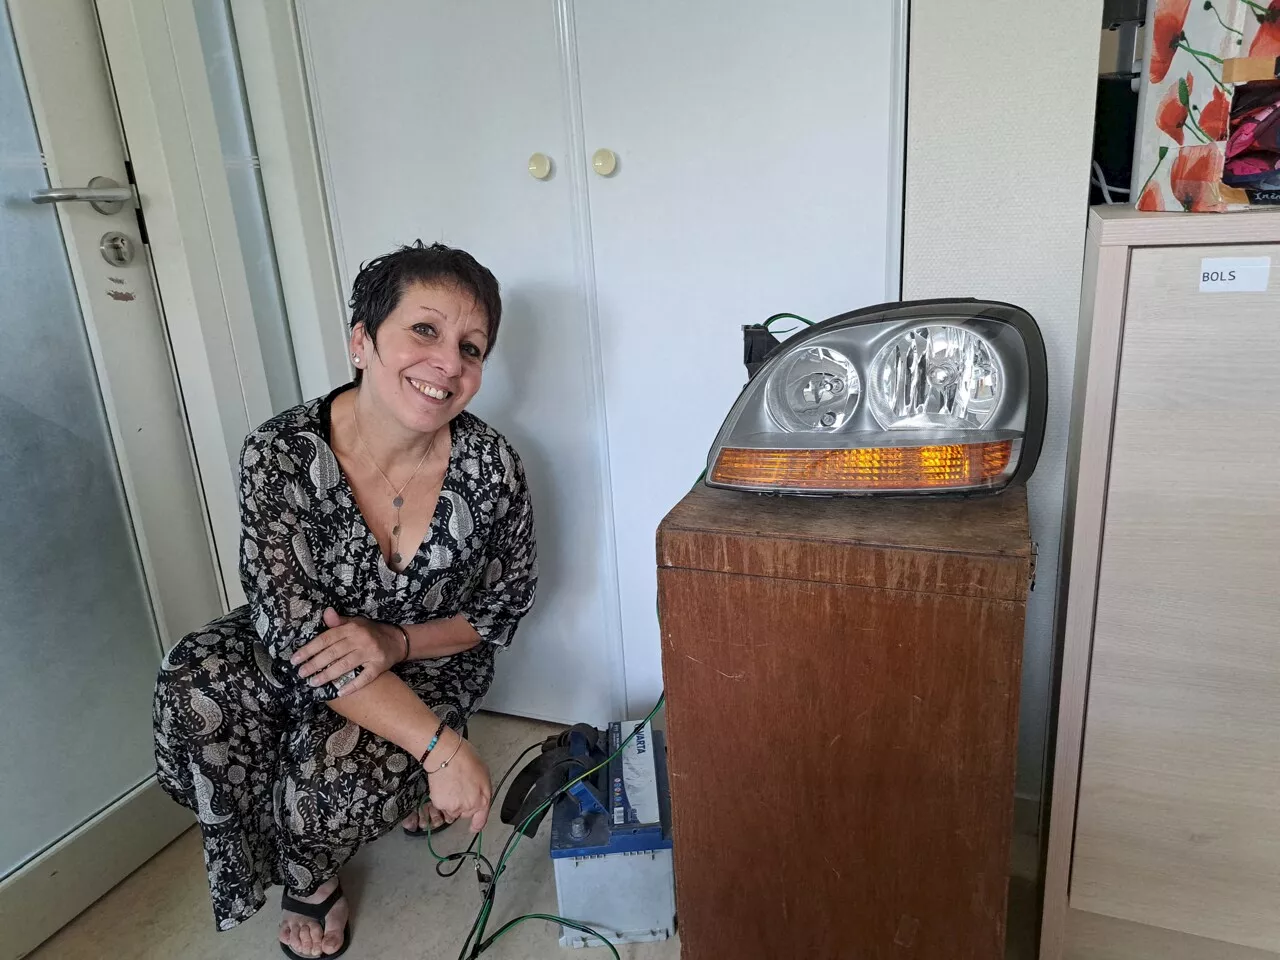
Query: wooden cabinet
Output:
[[1042, 208, 1280, 960], [657, 484, 1031, 959]]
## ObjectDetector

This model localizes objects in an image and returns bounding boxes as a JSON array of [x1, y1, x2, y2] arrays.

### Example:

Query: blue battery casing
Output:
[[549, 722, 672, 859]]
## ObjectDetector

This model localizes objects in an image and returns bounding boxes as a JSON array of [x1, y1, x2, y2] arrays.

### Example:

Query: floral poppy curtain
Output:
[[1135, 0, 1280, 211]]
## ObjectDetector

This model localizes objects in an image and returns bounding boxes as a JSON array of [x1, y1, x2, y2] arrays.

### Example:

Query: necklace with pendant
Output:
[[354, 405, 437, 568]]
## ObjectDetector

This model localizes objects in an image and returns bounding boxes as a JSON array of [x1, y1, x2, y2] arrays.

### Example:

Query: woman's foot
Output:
[[401, 801, 448, 833], [279, 876, 349, 958]]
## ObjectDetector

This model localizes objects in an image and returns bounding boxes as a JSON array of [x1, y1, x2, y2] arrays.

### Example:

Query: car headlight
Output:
[[707, 299, 1046, 495]]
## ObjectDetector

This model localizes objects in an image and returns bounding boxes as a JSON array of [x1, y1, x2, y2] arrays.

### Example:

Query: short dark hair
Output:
[[348, 241, 502, 369]]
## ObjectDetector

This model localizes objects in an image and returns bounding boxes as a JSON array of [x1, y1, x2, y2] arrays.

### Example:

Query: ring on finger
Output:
[[324, 653, 359, 684]]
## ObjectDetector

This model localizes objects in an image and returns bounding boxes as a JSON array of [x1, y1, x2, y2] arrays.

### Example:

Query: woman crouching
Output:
[[153, 241, 535, 958]]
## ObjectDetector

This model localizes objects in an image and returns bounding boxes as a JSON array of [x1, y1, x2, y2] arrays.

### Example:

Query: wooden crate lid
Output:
[[657, 483, 1032, 602]]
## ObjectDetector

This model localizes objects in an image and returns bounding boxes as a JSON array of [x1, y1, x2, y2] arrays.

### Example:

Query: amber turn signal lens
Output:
[[710, 440, 1014, 492]]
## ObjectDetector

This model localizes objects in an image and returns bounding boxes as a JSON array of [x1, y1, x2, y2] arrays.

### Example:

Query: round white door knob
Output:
[[528, 152, 553, 180], [591, 148, 618, 177]]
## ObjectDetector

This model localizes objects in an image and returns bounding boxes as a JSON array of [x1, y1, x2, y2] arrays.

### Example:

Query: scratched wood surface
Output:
[[657, 485, 1030, 960], [659, 484, 1031, 602]]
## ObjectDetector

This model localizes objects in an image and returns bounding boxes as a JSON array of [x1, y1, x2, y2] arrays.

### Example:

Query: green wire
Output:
[[426, 739, 543, 868], [465, 694, 668, 957], [493, 694, 665, 883], [763, 312, 813, 329], [422, 734, 547, 959], [479, 914, 622, 958], [456, 474, 694, 956], [425, 823, 460, 863], [459, 900, 492, 960]]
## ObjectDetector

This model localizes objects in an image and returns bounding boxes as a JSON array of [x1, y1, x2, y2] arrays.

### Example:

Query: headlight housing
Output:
[[707, 299, 1047, 496]]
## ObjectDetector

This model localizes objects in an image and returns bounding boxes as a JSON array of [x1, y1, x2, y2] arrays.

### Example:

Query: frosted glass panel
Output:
[[193, 0, 301, 412], [0, 10, 165, 879]]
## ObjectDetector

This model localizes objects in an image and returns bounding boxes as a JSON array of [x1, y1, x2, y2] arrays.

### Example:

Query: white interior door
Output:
[[0, 1, 223, 955], [297, 0, 624, 724], [575, 0, 903, 711]]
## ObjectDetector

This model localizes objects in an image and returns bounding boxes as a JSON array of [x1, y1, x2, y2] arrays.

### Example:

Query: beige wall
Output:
[[903, 0, 1104, 799]]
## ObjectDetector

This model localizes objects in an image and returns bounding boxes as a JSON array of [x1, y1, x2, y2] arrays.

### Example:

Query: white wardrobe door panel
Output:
[[298, 0, 620, 723], [574, 0, 899, 709]]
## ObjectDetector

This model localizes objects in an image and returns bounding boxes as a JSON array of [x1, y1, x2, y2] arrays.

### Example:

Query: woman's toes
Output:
[[320, 895, 349, 954], [402, 808, 419, 831], [282, 915, 321, 958], [297, 922, 318, 957]]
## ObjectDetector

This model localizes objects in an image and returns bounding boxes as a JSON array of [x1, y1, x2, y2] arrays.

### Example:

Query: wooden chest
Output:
[[656, 484, 1031, 959]]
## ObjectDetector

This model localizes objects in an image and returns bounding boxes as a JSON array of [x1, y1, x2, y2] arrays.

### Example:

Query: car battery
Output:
[[548, 719, 675, 949]]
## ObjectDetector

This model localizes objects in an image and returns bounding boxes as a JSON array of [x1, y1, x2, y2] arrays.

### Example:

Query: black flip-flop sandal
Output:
[[280, 882, 350, 960], [403, 722, 468, 838]]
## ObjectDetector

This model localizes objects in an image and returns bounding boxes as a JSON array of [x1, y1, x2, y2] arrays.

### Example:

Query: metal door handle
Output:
[[30, 176, 132, 215], [31, 186, 131, 203]]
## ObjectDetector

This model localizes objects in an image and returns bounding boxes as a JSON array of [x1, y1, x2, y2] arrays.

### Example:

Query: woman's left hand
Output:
[[292, 607, 407, 696]]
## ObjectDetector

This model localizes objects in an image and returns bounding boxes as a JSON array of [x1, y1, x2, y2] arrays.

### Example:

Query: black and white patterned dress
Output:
[[153, 386, 537, 930]]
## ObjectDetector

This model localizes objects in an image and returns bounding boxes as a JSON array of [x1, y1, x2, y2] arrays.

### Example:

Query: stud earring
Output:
[[351, 354, 360, 365]]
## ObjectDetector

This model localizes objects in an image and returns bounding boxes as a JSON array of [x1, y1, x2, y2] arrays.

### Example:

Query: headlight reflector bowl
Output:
[[868, 325, 1001, 430], [766, 346, 860, 432]]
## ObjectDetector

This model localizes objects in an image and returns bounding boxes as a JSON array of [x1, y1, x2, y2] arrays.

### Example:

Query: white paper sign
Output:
[[1199, 257, 1271, 293]]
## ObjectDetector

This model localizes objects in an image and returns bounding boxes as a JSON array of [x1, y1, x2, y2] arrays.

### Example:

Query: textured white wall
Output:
[[903, 0, 1103, 800]]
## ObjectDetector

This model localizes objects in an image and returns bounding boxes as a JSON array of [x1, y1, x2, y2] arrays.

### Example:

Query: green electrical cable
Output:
[[424, 738, 543, 900], [763, 312, 813, 329], [456, 694, 668, 958], [452, 466, 702, 955], [479, 914, 623, 958], [494, 694, 666, 881]]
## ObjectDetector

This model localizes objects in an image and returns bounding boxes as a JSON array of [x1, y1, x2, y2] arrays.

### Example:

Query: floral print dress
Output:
[[153, 386, 537, 929]]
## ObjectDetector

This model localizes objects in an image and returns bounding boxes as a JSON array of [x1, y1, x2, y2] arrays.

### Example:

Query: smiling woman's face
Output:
[[351, 280, 490, 435]]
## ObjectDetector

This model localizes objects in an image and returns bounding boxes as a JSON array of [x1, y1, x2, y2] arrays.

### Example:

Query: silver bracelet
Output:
[[424, 731, 464, 774]]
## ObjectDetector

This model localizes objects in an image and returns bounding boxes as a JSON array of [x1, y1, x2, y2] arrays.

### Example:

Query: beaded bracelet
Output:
[[419, 718, 448, 765], [424, 733, 464, 774]]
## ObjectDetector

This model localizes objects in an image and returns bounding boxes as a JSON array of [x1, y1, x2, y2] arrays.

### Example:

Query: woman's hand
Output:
[[425, 732, 492, 832], [292, 607, 406, 697]]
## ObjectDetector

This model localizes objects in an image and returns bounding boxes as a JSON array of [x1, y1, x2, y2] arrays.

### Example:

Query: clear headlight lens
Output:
[[705, 300, 1046, 496], [868, 325, 1001, 430], [766, 346, 860, 432]]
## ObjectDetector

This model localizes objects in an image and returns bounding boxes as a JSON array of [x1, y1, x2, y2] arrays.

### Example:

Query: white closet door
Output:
[[297, 0, 622, 724], [573, 0, 902, 710]]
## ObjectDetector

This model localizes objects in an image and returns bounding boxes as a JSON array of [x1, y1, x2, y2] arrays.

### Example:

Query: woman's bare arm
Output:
[[290, 612, 480, 693], [326, 671, 491, 831], [324, 670, 439, 758], [404, 614, 480, 659]]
